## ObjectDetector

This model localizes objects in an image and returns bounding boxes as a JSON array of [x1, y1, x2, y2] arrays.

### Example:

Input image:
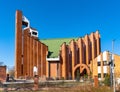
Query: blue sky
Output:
[[0, 0, 120, 67]]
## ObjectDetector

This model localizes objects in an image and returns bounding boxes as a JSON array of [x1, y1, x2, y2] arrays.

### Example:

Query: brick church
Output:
[[15, 10, 101, 79]]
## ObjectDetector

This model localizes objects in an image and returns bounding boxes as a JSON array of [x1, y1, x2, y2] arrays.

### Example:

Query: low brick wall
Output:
[[0, 66, 6, 82]]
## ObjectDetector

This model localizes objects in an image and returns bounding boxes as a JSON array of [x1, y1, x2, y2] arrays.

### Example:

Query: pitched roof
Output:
[[40, 38, 77, 58]]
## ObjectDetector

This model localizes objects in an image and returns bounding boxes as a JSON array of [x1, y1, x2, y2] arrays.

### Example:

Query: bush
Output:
[[76, 70, 80, 81], [103, 74, 111, 86], [61, 77, 64, 80]]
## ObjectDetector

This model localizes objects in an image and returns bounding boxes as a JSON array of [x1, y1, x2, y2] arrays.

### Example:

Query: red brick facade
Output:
[[15, 10, 48, 78], [15, 10, 101, 79], [0, 66, 6, 81], [59, 32, 100, 79]]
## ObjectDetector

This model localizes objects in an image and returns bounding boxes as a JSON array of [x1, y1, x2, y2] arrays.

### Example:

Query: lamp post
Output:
[[112, 40, 115, 92]]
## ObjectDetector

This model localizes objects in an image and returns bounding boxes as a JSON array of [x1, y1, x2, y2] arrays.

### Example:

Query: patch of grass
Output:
[[1, 81, 117, 92], [39, 85, 113, 92]]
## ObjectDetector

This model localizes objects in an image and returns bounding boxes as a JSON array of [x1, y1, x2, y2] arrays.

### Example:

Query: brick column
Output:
[[32, 39, 35, 76], [77, 38, 83, 73], [29, 37, 33, 76], [32, 39, 37, 76], [37, 42, 41, 76], [85, 35, 89, 65], [94, 76, 99, 87], [34, 40, 37, 67], [0, 66, 6, 81], [23, 29, 29, 76], [95, 31, 101, 55], [61, 42, 67, 79], [27, 36, 30, 76], [59, 51, 62, 78], [46, 48, 50, 77], [46, 60, 49, 78], [91, 33, 95, 59], [15, 10, 22, 78], [42, 44, 47, 75], [70, 40, 76, 79], [66, 46, 69, 79], [90, 33, 95, 75], [40, 44, 43, 76]]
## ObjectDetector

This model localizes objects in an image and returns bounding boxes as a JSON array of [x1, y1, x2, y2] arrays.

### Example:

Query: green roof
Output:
[[40, 38, 77, 58]]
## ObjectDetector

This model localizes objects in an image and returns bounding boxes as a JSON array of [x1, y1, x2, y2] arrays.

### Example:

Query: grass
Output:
[[6, 86, 113, 92], [40, 85, 113, 92], [1, 81, 120, 92]]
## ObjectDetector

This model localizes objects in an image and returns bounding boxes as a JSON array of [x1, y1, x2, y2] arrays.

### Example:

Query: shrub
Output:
[[61, 77, 64, 80], [103, 74, 111, 86], [76, 70, 80, 81]]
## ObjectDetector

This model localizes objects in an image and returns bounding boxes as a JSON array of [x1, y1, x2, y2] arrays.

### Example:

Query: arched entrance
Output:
[[73, 64, 90, 79], [74, 68, 88, 80], [80, 69, 87, 76]]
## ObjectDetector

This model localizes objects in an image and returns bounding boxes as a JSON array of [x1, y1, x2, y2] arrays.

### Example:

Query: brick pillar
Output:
[[61, 42, 67, 79], [29, 37, 33, 76], [37, 42, 41, 76], [23, 29, 29, 76], [32, 39, 35, 76], [46, 60, 49, 78], [36, 41, 39, 76], [32, 39, 37, 76], [46, 47, 49, 78], [0, 66, 6, 81], [34, 40, 37, 67], [77, 38, 83, 73], [91, 33, 95, 59], [70, 40, 76, 79], [15, 10, 22, 78], [41, 44, 44, 76], [66, 46, 69, 79], [94, 76, 99, 87], [43, 44, 47, 76], [59, 51, 62, 78], [90, 33, 95, 76], [27, 36, 30, 76], [77, 38, 82, 64], [85, 35, 89, 65], [95, 31, 101, 55]]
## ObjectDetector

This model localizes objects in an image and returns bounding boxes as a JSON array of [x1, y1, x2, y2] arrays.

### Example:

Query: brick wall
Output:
[[15, 10, 102, 80], [15, 10, 48, 78], [0, 66, 6, 81], [114, 55, 120, 78], [60, 31, 100, 79]]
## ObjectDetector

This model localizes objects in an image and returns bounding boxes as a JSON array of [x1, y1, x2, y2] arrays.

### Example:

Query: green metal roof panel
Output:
[[40, 38, 77, 58]]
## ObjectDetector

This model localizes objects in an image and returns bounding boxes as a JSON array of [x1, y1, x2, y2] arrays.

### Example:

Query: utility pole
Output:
[[112, 40, 115, 92], [109, 53, 113, 87]]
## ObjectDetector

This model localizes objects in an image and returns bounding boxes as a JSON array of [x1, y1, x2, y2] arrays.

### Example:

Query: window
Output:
[[30, 28, 38, 37], [22, 24, 27, 29], [32, 31, 37, 35], [103, 61, 107, 66], [97, 62, 101, 66], [98, 73, 101, 78], [104, 73, 107, 77]]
